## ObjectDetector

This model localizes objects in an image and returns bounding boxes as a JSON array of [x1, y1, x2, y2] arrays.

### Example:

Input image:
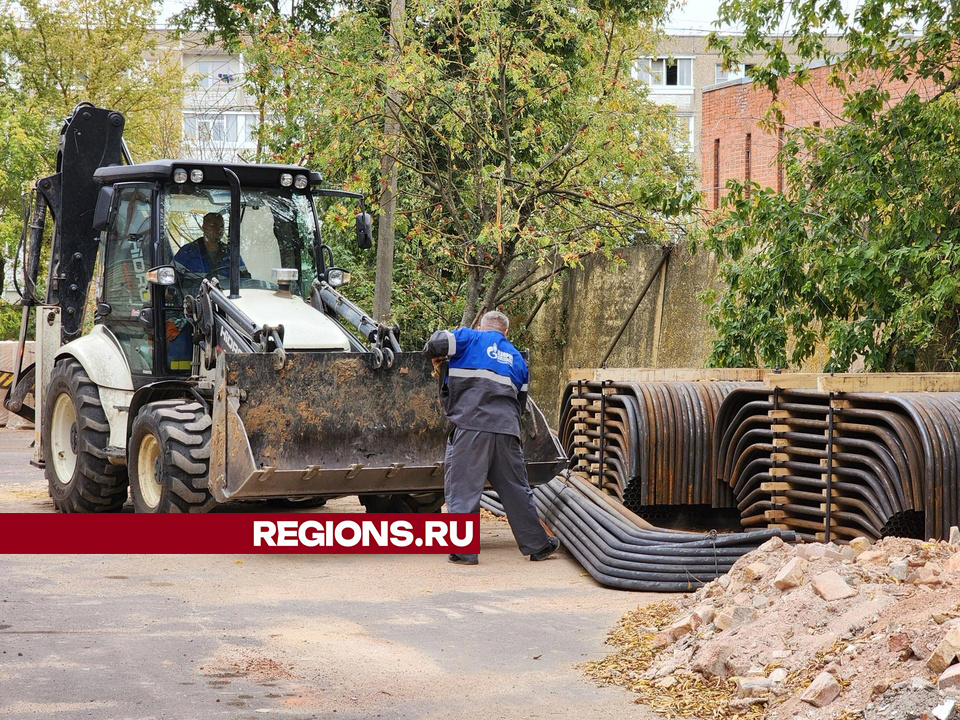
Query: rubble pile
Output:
[[585, 534, 960, 720]]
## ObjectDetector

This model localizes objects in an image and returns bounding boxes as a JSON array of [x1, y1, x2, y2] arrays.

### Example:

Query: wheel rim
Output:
[[50, 392, 78, 483], [137, 434, 163, 510]]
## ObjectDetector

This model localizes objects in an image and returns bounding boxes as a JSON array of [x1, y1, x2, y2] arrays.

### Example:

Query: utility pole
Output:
[[374, 0, 404, 322]]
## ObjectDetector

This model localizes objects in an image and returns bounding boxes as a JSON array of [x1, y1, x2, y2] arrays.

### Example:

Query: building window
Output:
[[184, 112, 257, 146], [673, 114, 695, 152], [635, 58, 694, 88], [193, 60, 235, 90], [715, 63, 754, 83], [713, 139, 720, 209]]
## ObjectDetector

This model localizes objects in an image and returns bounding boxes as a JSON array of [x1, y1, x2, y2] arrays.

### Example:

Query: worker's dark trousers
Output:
[[444, 427, 549, 562]]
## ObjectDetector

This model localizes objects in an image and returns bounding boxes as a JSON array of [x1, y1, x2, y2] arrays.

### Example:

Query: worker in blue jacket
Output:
[[425, 310, 560, 565]]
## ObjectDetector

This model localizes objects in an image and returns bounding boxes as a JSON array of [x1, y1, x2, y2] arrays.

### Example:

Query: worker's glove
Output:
[[431, 356, 447, 378], [165, 321, 180, 342]]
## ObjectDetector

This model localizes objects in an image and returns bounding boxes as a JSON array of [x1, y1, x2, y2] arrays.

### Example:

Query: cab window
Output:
[[101, 185, 154, 375]]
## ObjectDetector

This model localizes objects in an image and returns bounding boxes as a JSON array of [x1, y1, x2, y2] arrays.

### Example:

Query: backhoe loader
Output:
[[4, 103, 564, 513]]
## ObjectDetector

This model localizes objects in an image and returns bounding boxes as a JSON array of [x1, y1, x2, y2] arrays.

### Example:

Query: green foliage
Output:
[[704, 0, 960, 371], [0, 0, 187, 160], [0, 0, 187, 341], [0, 301, 25, 341], [169, 0, 345, 49], [234, 0, 696, 345]]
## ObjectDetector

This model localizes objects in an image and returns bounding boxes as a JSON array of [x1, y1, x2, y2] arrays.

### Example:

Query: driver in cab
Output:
[[167, 212, 248, 370], [174, 212, 248, 278]]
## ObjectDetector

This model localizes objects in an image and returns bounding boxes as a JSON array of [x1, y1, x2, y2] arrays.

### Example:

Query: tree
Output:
[[169, 0, 345, 162], [703, 0, 960, 371], [0, 0, 189, 339], [0, 0, 187, 160], [250, 0, 697, 339]]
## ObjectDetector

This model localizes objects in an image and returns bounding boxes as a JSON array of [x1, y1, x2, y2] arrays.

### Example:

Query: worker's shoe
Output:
[[529, 537, 561, 562], [448, 554, 479, 565]]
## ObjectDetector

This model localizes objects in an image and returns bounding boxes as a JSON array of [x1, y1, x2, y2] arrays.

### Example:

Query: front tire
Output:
[[129, 400, 216, 513], [43, 358, 128, 512]]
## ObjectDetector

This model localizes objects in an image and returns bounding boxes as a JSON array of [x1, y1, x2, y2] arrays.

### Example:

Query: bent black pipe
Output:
[[482, 473, 795, 592]]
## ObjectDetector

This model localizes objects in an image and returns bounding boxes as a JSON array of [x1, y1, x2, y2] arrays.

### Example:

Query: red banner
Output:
[[0, 513, 480, 554]]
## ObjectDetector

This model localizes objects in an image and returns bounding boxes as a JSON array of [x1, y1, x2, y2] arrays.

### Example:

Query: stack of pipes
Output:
[[714, 387, 960, 542], [558, 380, 751, 511]]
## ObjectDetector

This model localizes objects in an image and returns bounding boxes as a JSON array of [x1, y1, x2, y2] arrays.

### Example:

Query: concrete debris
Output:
[[662, 613, 701, 642], [772, 557, 808, 590], [928, 628, 960, 674], [858, 550, 889, 566], [743, 561, 770, 583], [811, 570, 857, 601], [800, 671, 841, 707], [850, 536, 873, 555], [951, 527, 960, 546], [692, 605, 715, 625], [889, 560, 909, 581], [938, 664, 960, 691], [796, 544, 826, 561], [864, 682, 943, 720], [715, 605, 756, 632], [588, 534, 960, 720], [736, 675, 772, 698], [841, 545, 859, 562], [933, 697, 957, 720], [888, 632, 912, 655]]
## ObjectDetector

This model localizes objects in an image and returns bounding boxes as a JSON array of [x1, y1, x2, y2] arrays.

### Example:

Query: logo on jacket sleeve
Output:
[[486, 344, 514, 366]]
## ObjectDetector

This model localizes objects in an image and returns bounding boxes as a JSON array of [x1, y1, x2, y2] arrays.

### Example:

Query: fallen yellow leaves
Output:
[[581, 601, 765, 720]]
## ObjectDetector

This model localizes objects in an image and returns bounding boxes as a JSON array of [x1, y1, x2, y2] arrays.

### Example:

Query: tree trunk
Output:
[[461, 266, 483, 327], [373, 0, 404, 322], [481, 255, 512, 314]]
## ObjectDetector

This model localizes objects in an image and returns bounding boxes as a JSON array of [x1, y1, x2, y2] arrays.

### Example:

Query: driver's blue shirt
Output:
[[174, 239, 247, 275]]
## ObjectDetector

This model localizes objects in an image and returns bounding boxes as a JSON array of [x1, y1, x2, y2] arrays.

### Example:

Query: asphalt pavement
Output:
[[0, 428, 659, 719]]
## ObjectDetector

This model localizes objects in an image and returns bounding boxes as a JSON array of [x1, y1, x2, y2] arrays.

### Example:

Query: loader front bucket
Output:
[[208, 351, 566, 503]]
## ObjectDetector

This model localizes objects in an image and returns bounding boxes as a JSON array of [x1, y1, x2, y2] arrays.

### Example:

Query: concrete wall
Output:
[[526, 244, 720, 425]]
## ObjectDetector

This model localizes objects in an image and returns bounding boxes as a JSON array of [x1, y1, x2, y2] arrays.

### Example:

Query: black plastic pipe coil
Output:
[[482, 473, 796, 592]]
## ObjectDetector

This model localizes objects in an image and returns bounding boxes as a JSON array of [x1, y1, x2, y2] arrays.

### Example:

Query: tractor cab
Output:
[[91, 161, 365, 380]]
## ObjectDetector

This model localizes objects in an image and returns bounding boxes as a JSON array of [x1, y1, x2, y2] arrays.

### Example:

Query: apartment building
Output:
[[177, 35, 260, 162], [635, 36, 764, 169]]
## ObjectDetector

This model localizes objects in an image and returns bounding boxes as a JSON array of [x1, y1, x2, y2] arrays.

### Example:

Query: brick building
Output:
[[637, 36, 846, 173], [701, 60, 935, 208]]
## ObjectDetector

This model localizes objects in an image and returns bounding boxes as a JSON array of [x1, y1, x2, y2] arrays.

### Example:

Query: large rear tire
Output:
[[128, 400, 216, 513], [360, 492, 444, 514], [43, 358, 128, 512]]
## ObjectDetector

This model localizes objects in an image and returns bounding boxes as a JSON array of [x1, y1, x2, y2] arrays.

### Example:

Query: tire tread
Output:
[[43, 358, 128, 513]]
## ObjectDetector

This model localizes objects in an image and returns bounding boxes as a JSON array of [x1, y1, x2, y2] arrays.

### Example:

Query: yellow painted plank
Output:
[[818, 373, 960, 393], [567, 368, 766, 383], [761, 481, 792, 492], [765, 372, 960, 393]]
